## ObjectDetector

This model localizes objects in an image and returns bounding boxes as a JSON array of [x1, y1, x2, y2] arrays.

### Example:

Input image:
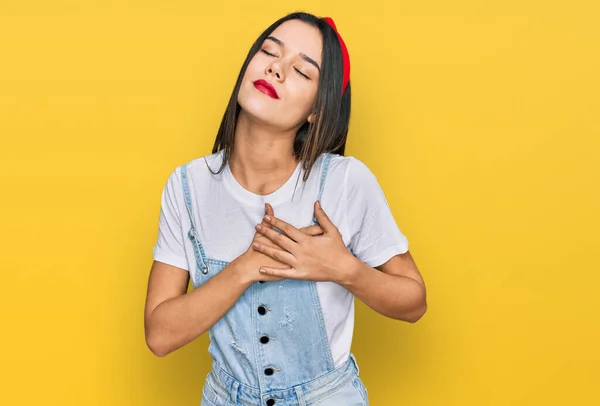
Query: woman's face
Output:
[[238, 19, 322, 131]]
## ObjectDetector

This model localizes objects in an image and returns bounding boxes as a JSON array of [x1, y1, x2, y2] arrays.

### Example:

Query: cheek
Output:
[[291, 82, 318, 114], [242, 54, 273, 87], [240, 54, 264, 84], [238, 60, 261, 101]]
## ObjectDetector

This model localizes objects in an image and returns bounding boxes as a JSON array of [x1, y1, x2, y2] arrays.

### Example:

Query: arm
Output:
[[144, 258, 252, 358], [145, 204, 324, 357], [340, 157, 426, 322], [145, 167, 255, 357], [338, 250, 427, 323], [254, 212, 427, 323], [253, 158, 427, 323]]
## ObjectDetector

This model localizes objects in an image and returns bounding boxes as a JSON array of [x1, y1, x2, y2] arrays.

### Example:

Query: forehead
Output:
[[268, 20, 323, 65]]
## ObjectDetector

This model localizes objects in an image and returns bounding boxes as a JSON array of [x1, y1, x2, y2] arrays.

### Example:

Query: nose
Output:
[[266, 63, 284, 82]]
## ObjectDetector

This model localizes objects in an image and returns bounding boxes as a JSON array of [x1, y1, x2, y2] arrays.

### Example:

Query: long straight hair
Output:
[[208, 11, 351, 183]]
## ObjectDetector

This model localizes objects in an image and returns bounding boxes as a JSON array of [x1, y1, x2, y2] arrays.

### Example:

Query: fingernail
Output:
[[259, 268, 266, 273], [255, 224, 262, 230], [253, 243, 260, 249], [265, 203, 268, 212], [264, 215, 271, 222], [316, 201, 321, 209]]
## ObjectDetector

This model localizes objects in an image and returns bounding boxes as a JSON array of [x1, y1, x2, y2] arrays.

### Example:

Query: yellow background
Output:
[[1, 1, 598, 405]]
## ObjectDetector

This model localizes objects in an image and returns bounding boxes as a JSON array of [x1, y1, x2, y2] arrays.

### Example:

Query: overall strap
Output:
[[312, 153, 334, 225], [180, 164, 209, 275]]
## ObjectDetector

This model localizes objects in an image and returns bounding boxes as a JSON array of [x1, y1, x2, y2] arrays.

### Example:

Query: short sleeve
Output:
[[344, 157, 409, 268], [152, 167, 189, 271]]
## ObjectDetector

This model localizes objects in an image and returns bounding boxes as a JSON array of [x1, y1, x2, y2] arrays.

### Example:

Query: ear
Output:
[[307, 112, 317, 124]]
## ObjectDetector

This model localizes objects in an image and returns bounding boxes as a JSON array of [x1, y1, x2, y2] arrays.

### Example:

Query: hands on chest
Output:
[[233, 201, 356, 285]]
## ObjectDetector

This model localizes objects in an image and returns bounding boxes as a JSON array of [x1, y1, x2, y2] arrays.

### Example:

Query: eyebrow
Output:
[[265, 36, 321, 72]]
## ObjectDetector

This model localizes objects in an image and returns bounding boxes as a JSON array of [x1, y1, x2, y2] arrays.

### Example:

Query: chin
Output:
[[238, 94, 281, 127]]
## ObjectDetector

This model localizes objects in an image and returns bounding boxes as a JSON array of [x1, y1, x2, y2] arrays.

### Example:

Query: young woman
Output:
[[145, 11, 427, 406]]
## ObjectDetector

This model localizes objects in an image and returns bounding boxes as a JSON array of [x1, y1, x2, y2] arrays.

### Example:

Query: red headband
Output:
[[323, 17, 350, 94]]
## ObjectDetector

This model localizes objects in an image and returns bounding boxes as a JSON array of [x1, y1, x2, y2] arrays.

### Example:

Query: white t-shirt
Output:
[[152, 150, 409, 367]]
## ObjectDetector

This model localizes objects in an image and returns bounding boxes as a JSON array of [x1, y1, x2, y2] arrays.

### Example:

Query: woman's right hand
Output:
[[233, 203, 324, 284]]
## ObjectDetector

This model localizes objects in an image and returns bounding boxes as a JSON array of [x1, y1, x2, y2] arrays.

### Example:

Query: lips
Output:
[[254, 79, 279, 99]]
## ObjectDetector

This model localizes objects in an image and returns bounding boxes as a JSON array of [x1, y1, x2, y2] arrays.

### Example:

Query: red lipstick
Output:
[[254, 79, 279, 99]]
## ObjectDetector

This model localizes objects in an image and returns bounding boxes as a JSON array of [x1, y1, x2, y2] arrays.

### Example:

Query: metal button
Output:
[[258, 306, 267, 315], [266, 399, 275, 406], [260, 336, 269, 344], [264, 367, 274, 376]]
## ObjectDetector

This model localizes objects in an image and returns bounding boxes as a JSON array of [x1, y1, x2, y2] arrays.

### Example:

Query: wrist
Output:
[[336, 252, 363, 288], [229, 253, 254, 288]]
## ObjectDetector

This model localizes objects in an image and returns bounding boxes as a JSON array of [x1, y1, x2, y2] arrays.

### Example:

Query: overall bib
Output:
[[180, 153, 370, 406]]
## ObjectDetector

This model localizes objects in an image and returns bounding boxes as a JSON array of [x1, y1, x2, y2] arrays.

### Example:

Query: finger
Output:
[[252, 242, 296, 266], [259, 266, 304, 280], [257, 270, 286, 282], [255, 224, 296, 252], [299, 225, 324, 236], [252, 235, 279, 249], [261, 203, 275, 230], [263, 215, 305, 243], [265, 203, 275, 217], [314, 201, 336, 233]]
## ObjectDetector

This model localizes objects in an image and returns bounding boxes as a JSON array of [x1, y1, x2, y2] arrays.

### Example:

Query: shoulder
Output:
[[183, 150, 225, 177], [161, 151, 225, 192], [167, 151, 225, 180], [325, 153, 377, 184]]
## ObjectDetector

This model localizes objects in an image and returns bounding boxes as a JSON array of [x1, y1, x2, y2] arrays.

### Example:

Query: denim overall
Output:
[[180, 153, 369, 406]]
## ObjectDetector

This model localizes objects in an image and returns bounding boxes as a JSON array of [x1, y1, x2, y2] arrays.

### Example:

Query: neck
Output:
[[227, 111, 300, 195]]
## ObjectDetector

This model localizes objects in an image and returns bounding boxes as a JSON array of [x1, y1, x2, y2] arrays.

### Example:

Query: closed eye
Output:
[[294, 68, 309, 79], [260, 49, 277, 57]]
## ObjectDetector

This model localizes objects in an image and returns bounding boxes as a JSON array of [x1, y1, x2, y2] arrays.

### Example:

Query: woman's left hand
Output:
[[252, 201, 356, 283]]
